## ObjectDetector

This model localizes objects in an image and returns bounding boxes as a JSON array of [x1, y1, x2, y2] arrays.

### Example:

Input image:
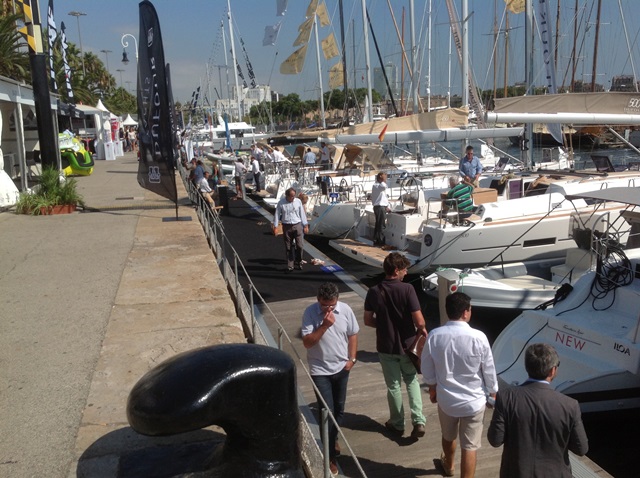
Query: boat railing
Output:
[[177, 165, 367, 478]]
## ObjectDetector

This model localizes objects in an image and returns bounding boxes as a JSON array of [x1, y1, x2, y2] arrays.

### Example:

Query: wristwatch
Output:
[[350, 357, 357, 364]]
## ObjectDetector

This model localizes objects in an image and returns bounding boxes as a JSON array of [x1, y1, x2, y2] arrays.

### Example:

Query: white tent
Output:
[[96, 99, 109, 112], [122, 114, 137, 126]]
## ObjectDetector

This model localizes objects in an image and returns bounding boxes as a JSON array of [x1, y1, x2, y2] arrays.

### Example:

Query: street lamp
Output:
[[121, 33, 138, 65], [68, 11, 86, 77], [100, 49, 112, 72]]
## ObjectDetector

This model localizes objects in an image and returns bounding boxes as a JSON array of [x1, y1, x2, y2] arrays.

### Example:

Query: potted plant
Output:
[[15, 167, 85, 215]]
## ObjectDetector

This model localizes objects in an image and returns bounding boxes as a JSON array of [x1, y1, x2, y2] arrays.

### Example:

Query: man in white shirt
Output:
[[371, 172, 390, 246], [421, 292, 498, 478], [303, 148, 317, 166], [198, 171, 215, 207], [251, 156, 262, 192], [273, 188, 309, 272], [250, 143, 264, 162], [302, 282, 359, 475], [319, 142, 332, 170], [234, 158, 247, 200]]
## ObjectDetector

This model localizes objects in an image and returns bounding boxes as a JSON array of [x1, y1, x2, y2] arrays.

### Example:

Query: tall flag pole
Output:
[[46, 0, 58, 93], [14, 0, 58, 169], [59, 22, 73, 102], [137, 0, 178, 206]]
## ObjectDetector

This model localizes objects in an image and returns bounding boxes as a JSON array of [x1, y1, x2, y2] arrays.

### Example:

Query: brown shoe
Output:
[[411, 423, 426, 438], [384, 420, 404, 436], [329, 459, 338, 476], [440, 452, 455, 477]]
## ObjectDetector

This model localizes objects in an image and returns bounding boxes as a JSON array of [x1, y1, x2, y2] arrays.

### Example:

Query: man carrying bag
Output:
[[364, 252, 428, 439]]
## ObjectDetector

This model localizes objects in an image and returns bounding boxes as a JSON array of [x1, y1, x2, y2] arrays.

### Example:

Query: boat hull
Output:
[[492, 250, 640, 413]]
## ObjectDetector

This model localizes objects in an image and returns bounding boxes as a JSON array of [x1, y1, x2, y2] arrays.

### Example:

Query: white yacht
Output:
[[492, 187, 640, 412], [330, 172, 640, 272]]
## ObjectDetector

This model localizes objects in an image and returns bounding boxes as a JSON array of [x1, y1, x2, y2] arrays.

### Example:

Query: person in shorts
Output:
[[421, 292, 498, 478]]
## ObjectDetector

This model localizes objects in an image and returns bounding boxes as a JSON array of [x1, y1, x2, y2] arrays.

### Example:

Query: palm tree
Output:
[[0, 12, 30, 81]]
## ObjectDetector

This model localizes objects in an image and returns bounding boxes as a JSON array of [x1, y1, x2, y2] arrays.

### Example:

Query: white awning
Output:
[[75, 104, 102, 115]]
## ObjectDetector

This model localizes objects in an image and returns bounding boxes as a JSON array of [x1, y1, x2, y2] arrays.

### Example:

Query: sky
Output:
[[47, 0, 640, 106]]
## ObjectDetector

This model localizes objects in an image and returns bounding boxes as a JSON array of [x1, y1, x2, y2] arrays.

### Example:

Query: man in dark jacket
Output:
[[487, 343, 588, 478]]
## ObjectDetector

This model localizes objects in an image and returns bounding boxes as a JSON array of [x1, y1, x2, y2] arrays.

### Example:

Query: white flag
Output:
[[505, 0, 525, 14], [263, 22, 282, 46], [276, 0, 288, 16], [280, 45, 308, 75], [316, 1, 330, 27], [294, 17, 313, 47], [329, 62, 344, 89], [321, 32, 339, 60], [306, 0, 319, 18]]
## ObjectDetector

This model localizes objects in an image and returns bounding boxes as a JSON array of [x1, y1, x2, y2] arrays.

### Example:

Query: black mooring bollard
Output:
[[127, 344, 304, 477]]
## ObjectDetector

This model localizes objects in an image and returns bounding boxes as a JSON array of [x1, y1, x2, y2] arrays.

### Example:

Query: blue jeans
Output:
[[312, 368, 350, 459], [378, 353, 426, 429]]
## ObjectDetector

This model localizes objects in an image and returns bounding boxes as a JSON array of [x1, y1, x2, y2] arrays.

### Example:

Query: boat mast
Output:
[[313, 13, 327, 129], [227, 0, 242, 121], [570, 0, 578, 92], [590, 0, 602, 92], [461, 0, 469, 110], [361, 0, 374, 122], [504, 12, 509, 98], [617, 0, 639, 91], [427, 0, 432, 112], [220, 20, 231, 103], [524, 0, 534, 168], [400, 9, 405, 114], [339, 0, 349, 124], [409, 0, 420, 113], [448, 25, 452, 107]]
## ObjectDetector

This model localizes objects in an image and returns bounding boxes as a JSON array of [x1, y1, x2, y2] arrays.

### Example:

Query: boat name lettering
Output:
[[562, 325, 584, 335], [555, 332, 586, 351], [624, 97, 640, 113], [614, 343, 631, 356]]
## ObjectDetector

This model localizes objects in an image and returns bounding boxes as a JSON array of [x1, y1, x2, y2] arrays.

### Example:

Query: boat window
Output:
[[522, 237, 556, 248], [489, 179, 506, 195]]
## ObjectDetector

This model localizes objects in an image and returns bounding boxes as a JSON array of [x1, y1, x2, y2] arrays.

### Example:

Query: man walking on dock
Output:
[[273, 188, 308, 272], [422, 292, 498, 478], [302, 282, 359, 476], [487, 343, 588, 478], [364, 252, 428, 439]]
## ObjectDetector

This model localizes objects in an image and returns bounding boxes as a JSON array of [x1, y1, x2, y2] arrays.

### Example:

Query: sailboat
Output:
[[492, 187, 640, 413]]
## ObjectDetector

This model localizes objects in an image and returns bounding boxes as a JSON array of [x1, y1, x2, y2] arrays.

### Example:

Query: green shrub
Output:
[[14, 167, 85, 215]]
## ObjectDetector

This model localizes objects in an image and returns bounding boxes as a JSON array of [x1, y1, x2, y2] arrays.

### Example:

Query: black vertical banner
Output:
[[137, 0, 177, 203], [165, 63, 178, 167]]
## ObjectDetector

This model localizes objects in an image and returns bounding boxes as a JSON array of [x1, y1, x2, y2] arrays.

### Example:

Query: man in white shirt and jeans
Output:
[[421, 292, 498, 478], [371, 172, 390, 246], [273, 188, 309, 272]]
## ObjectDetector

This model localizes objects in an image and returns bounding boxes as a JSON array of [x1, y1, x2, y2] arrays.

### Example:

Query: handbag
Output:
[[404, 334, 426, 374]]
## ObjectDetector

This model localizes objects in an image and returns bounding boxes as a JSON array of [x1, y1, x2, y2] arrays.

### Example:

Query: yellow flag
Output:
[[329, 62, 344, 89], [294, 17, 313, 46], [321, 33, 339, 61], [504, 0, 525, 14], [306, 0, 319, 18], [280, 45, 308, 75], [316, 1, 330, 27]]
